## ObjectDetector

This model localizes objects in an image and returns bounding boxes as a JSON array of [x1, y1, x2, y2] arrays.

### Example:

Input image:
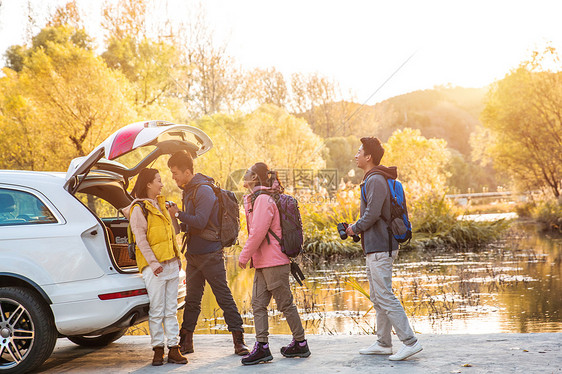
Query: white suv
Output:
[[0, 121, 212, 373]]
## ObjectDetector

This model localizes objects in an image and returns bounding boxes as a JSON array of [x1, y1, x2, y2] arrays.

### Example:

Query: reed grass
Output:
[[531, 199, 562, 233], [300, 190, 510, 259]]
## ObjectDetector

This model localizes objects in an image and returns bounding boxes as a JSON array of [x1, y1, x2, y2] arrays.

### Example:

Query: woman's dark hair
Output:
[[250, 162, 284, 192], [131, 168, 159, 199]]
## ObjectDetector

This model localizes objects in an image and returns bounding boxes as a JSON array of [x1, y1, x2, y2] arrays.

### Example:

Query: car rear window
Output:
[[0, 188, 58, 226]]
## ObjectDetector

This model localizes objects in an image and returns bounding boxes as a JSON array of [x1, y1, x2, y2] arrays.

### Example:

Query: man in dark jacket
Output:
[[168, 151, 249, 356], [346, 137, 422, 361]]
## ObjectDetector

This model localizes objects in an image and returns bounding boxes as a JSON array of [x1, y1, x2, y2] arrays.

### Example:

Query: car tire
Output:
[[0, 287, 57, 374], [67, 328, 128, 347]]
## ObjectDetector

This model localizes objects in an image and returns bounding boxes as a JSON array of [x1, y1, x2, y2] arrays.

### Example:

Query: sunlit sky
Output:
[[1, 0, 562, 103]]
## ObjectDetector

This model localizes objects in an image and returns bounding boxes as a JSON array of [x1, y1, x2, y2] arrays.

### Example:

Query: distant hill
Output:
[[299, 86, 488, 156]]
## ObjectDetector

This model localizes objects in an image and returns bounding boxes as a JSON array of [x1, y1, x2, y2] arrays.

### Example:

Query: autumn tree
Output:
[[102, 37, 181, 109], [99, 0, 185, 117], [194, 105, 325, 186], [290, 72, 344, 137], [194, 112, 256, 186], [102, 0, 147, 41], [185, 42, 240, 116], [5, 21, 93, 72], [0, 26, 135, 170], [244, 67, 288, 108], [47, 0, 84, 30], [0, 68, 46, 170], [170, 11, 243, 117], [383, 128, 451, 197], [481, 47, 562, 197]]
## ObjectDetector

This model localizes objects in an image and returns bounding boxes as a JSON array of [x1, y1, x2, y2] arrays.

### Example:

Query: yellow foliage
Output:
[[383, 128, 451, 199], [0, 26, 136, 171]]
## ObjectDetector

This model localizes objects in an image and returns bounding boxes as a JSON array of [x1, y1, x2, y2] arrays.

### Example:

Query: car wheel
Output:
[[0, 287, 57, 374], [67, 328, 128, 347]]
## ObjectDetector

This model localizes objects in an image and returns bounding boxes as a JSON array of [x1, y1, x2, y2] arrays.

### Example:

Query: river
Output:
[[127, 224, 561, 336]]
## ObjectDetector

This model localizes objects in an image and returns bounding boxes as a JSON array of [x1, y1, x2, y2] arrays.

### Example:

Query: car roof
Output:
[[0, 170, 66, 189]]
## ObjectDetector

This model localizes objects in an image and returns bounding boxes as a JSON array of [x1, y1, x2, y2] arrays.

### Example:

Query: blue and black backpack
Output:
[[361, 175, 412, 256]]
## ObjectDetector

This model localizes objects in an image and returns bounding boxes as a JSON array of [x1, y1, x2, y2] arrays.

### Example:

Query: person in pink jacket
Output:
[[238, 162, 310, 365]]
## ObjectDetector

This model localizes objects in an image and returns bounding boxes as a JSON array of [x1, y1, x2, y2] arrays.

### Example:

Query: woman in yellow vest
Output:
[[124, 168, 187, 366]]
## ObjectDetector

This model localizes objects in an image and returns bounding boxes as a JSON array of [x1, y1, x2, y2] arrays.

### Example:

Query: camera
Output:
[[337, 222, 360, 242]]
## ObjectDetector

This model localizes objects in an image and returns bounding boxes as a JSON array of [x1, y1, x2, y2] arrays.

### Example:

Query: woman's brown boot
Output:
[[152, 346, 164, 366], [168, 345, 188, 364]]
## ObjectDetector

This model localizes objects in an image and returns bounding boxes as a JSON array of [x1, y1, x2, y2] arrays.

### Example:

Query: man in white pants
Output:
[[346, 137, 422, 361]]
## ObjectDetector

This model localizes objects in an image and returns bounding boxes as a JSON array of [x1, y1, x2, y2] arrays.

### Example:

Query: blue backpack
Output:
[[361, 175, 412, 256]]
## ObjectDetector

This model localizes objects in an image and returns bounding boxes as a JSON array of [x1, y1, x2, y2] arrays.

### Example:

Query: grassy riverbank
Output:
[[299, 192, 511, 263], [516, 199, 562, 234]]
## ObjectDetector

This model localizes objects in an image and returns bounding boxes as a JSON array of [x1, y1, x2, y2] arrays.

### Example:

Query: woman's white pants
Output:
[[141, 260, 181, 347]]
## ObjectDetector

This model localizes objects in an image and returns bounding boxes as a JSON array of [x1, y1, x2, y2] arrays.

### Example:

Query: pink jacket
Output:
[[238, 185, 289, 269]]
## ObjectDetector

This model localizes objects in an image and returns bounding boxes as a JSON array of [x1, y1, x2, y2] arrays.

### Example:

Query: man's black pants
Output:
[[182, 250, 244, 332]]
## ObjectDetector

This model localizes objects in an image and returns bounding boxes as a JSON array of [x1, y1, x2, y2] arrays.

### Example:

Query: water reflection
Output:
[[128, 227, 561, 336]]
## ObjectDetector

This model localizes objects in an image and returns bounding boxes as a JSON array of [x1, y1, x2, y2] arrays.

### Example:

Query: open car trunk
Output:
[[66, 121, 213, 270], [75, 171, 137, 269]]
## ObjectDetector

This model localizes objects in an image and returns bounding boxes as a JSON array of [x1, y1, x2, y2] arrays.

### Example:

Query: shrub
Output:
[[409, 192, 510, 251], [531, 199, 562, 233]]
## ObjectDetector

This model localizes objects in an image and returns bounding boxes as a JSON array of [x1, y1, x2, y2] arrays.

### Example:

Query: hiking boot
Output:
[[359, 341, 392, 355], [389, 341, 423, 361], [241, 342, 273, 365], [232, 330, 250, 356], [167, 345, 188, 364], [152, 346, 164, 366], [179, 328, 194, 354], [280, 339, 311, 358]]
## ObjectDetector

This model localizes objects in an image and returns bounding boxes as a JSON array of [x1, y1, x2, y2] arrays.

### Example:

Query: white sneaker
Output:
[[388, 341, 422, 361], [359, 342, 392, 355]]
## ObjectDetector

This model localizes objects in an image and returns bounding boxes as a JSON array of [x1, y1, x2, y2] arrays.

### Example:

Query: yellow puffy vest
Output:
[[132, 196, 181, 272]]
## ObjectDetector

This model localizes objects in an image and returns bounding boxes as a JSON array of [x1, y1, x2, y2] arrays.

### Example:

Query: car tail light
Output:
[[98, 288, 148, 300]]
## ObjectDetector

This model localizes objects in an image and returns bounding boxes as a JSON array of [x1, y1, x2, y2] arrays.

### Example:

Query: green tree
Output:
[[324, 136, 361, 183], [481, 48, 562, 197], [446, 149, 500, 193]]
